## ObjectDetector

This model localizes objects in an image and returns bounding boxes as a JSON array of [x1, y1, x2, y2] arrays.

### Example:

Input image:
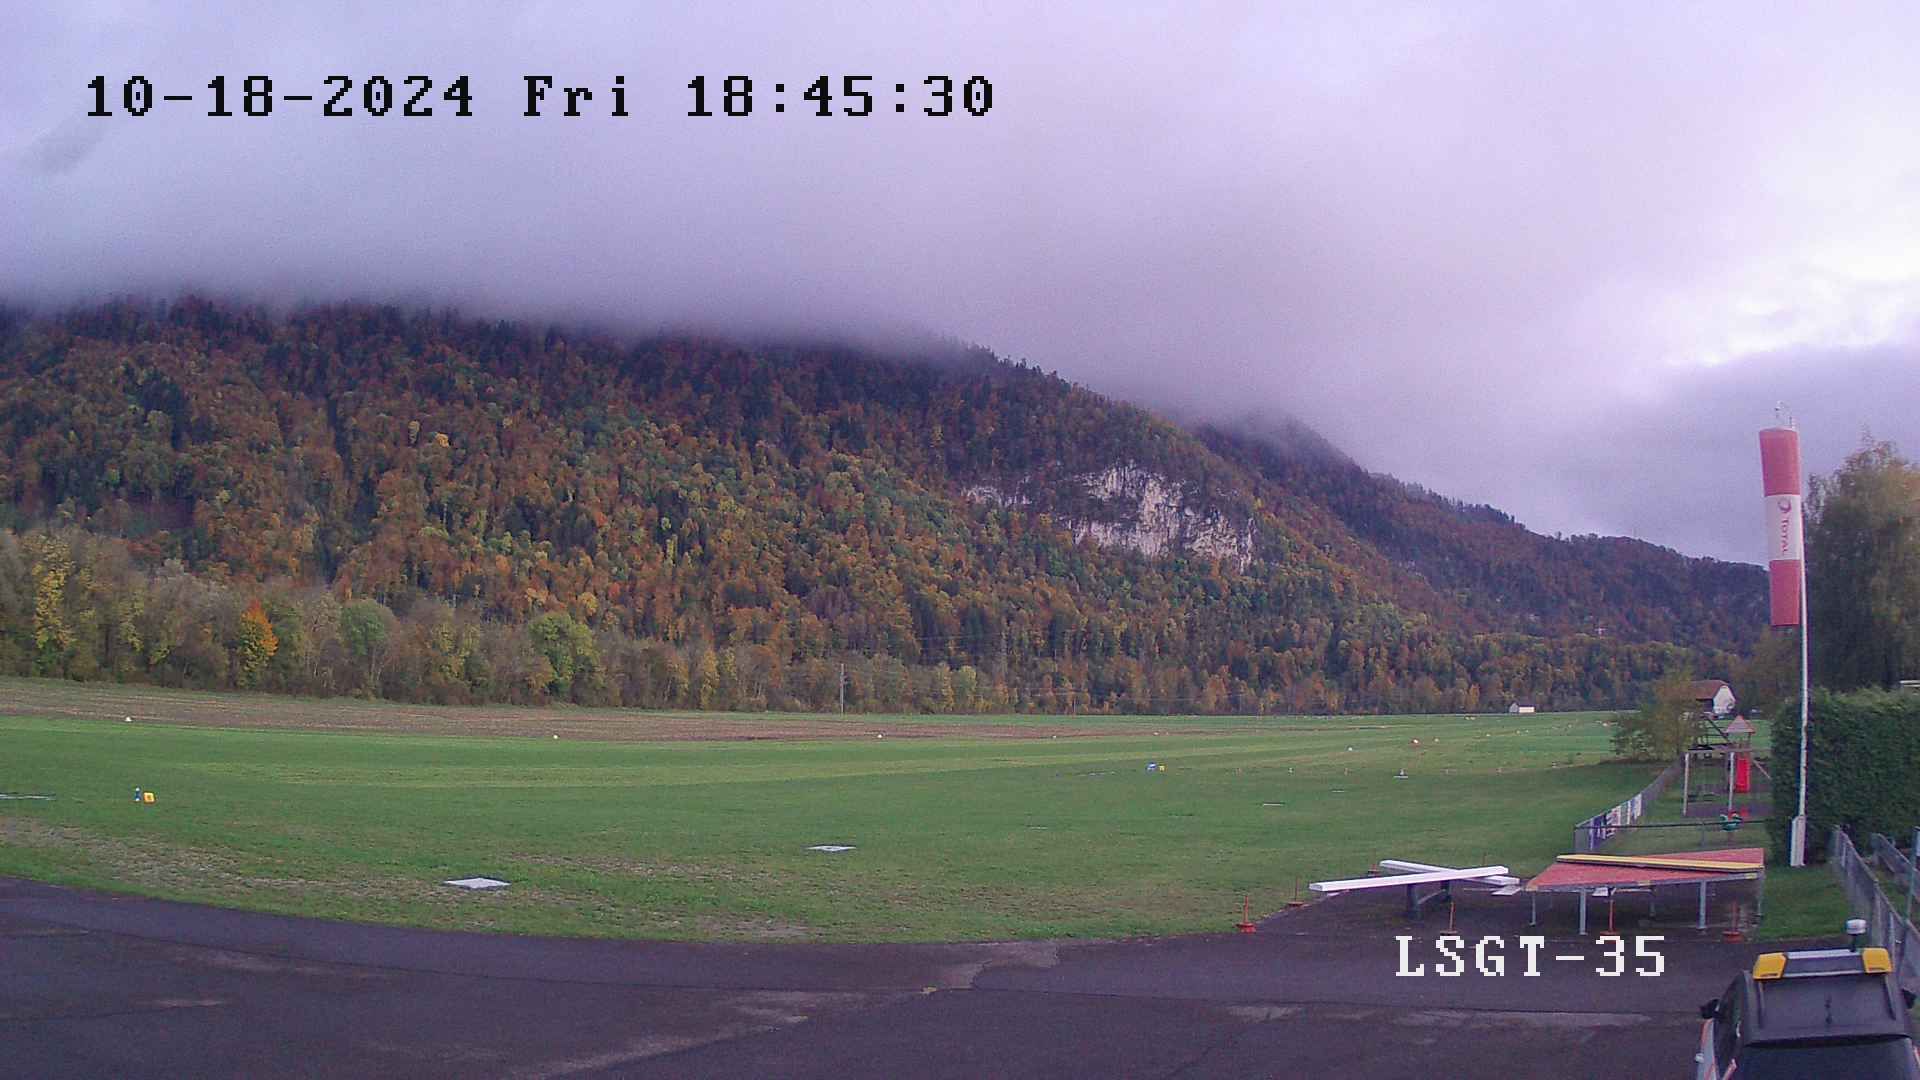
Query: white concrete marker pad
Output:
[[807, 845, 855, 853], [443, 877, 510, 890]]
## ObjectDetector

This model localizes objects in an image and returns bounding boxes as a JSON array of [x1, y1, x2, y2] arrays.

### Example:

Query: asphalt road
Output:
[[1, 876, 1774, 1078]]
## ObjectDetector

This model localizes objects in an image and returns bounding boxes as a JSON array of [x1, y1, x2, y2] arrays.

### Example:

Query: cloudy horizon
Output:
[[6, 2, 1917, 564]]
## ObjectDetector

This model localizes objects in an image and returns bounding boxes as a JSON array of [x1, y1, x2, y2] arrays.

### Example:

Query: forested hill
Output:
[[1197, 422, 1768, 647], [0, 300, 1763, 713]]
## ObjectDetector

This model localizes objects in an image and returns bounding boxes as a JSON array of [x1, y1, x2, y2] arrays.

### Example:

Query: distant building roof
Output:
[[1689, 679, 1733, 701], [1724, 716, 1756, 735]]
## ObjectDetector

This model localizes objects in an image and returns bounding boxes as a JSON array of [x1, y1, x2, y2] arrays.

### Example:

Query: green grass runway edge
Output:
[[0, 690, 1821, 943]]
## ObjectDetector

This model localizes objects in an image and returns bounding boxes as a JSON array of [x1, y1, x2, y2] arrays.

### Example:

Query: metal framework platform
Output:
[[1524, 847, 1765, 934]]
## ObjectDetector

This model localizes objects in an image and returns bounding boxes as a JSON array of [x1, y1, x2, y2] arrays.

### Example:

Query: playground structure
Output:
[[1682, 712, 1765, 817], [1570, 726, 1773, 856]]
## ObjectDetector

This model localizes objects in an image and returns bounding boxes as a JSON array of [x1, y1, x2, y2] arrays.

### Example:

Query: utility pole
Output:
[[1794, 561, 1811, 866], [839, 661, 846, 713], [1903, 827, 1918, 974]]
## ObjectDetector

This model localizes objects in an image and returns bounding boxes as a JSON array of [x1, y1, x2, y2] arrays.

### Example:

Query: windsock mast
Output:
[[1759, 416, 1810, 867]]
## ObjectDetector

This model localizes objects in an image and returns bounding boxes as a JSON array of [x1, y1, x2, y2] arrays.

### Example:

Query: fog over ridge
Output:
[[5, 3, 1919, 562]]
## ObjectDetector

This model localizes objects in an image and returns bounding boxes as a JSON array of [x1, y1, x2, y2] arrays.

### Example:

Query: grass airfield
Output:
[[0, 682, 1655, 942]]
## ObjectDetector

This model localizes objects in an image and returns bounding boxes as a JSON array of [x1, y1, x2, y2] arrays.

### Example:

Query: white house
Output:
[[1508, 702, 1537, 715], [1689, 680, 1737, 718]]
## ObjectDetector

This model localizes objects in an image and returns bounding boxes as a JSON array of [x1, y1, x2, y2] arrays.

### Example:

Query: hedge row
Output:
[[1769, 688, 1920, 863]]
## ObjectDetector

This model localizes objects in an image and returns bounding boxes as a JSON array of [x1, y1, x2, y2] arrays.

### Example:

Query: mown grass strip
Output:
[[3, 707, 1644, 941]]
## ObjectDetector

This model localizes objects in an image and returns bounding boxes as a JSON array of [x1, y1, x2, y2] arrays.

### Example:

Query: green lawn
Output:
[[1752, 866, 1854, 943], [1, 704, 1652, 941]]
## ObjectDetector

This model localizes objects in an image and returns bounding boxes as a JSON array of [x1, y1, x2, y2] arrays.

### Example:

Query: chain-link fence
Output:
[[1572, 757, 1685, 853], [1871, 833, 1916, 888], [1830, 827, 1920, 995]]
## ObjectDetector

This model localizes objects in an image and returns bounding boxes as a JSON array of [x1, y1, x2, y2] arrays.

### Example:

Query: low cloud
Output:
[[2, 3, 1916, 562]]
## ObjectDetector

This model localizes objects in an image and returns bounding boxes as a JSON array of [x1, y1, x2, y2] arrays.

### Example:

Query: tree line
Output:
[[3, 524, 1723, 714]]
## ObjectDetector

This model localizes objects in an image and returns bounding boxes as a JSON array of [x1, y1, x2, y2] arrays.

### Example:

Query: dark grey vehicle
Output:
[[1696, 946, 1920, 1078]]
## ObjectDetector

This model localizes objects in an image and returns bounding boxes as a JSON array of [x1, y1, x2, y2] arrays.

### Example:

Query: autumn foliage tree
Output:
[[233, 598, 279, 686], [338, 600, 394, 696], [527, 611, 599, 701], [1611, 671, 1701, 761]]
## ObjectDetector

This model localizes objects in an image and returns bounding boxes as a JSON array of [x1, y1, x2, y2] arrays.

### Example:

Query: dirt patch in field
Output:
[[3, 819, 658, 936], [505, 853, 777, 887], [1, 818, 345, 898], [689, 914, 819, 940], [0, 678, 1207, 743]]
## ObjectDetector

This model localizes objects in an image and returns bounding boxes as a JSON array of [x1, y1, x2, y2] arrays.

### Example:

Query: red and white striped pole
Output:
[[1759, 425, 1810, 866]]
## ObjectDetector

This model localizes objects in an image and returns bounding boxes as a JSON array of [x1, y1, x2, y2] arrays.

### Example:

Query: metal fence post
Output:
[[1569, 757, 1684, 855], [1905, 828, 1919, 975], [1834, 825, 1920, 988]]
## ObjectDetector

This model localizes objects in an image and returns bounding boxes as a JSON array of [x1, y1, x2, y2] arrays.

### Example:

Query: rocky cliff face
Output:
[[966, 464, 1256, 570]]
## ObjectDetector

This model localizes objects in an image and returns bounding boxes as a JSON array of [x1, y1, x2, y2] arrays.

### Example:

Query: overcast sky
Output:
[[6, 3, 1918, 563]]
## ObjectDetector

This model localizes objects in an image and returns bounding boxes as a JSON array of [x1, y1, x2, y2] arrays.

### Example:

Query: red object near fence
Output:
[[1734, 751, 1751, 794]]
